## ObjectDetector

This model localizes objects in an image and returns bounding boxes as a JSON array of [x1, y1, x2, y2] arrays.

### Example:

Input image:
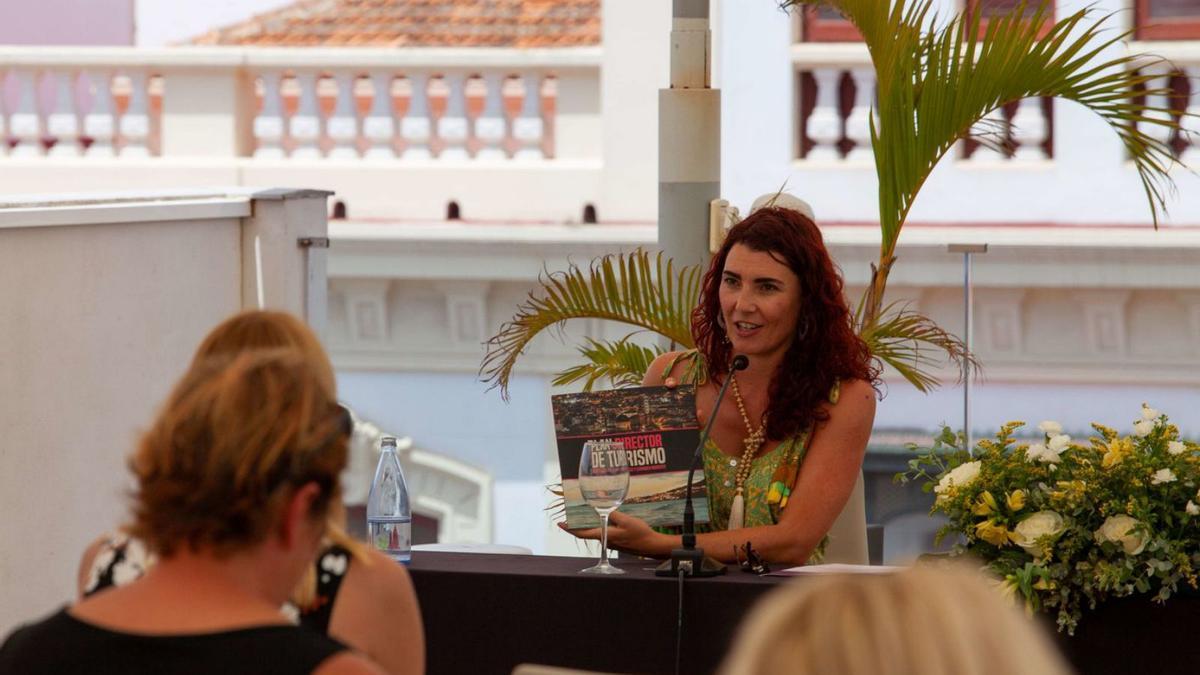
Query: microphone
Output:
[[656, 354, 749, 577]]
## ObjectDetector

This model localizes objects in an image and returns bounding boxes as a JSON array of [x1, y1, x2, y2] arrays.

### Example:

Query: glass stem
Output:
[[600, 512, 611, 566]]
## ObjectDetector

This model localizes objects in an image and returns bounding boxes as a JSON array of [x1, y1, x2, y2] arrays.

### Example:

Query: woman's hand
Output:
[[558, 511, 672, 558]]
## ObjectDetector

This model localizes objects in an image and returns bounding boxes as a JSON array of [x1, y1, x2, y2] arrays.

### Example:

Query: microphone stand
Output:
[[655, 355, 748, 577]]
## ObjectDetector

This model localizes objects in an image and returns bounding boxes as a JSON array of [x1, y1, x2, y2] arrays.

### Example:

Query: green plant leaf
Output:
[[552, 335, 665, 391], [859, 302, 981, 393], [481, 249, 701, 399]]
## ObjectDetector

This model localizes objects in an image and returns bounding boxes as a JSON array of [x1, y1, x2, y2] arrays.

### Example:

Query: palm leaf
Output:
[[481, 249, 701, 399], [781, 0, 1189, 325], [552, 335, 665, 391], [859, 302, 981, 393]]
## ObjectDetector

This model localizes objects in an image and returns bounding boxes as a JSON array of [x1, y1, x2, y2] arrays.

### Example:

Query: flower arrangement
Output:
[[901, 405, 1200, 634]]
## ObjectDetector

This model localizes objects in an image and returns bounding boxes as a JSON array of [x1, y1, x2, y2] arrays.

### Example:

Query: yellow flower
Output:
[[975, 520, 1012, 547], [973, 491, 998, 516], [1007, 490, 1026, 511], [1102, 437, 1133, 468]]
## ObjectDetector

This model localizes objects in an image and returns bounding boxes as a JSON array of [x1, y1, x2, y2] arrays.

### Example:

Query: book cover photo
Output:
[[552, 385, 709, 529]]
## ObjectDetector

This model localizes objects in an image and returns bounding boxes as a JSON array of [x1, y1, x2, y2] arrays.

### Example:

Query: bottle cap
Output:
[[381, 436, 397, 448]]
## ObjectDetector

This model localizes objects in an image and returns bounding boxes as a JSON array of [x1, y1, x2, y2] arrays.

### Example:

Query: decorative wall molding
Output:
[[1079, 290, 1132, 357]]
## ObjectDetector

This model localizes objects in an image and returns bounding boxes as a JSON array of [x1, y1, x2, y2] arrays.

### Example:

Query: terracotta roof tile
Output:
[[189, 0, 600, 48]]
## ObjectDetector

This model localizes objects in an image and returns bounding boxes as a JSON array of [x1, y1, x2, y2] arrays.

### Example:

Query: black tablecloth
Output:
[[409, 552, 1200, 675], [409, 552, 780, 675]]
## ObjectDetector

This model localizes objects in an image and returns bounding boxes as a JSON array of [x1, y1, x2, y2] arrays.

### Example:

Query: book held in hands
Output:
[[552, 385, 710, 529]]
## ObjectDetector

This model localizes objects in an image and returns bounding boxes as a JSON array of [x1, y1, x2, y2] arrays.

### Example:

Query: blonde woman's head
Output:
[[720, 563, 1072, 675]]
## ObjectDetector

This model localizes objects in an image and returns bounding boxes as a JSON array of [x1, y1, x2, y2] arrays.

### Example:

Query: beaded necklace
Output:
[[727, 373, 767, 530]]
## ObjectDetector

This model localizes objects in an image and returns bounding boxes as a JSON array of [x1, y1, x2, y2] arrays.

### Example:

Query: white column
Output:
[[82, 70, 116, 158], [968, 107, 1007, 161], [1181, 65, 1199, 165], [253, 71, 286, 159], [363, 72, 396, 159], [1010, 97, 1048, 161], [118, 71, 150, 157], [289, 71, 323, 159], [437, 282, 492, 350], [512, 72, 545, 159], [326, 71, 360, 159], [46, 70, 81, 157], [474, 72, 507, 159], [844, 67, 875, 162], [9, 69, 42, 157], [400, 73, 433, 159], [1079, 290, 1131, 357], [805, 68, 842, 161], [340, 279, 392, 346], [976, 289, 1026, 357], [436, 72, 469, 160]]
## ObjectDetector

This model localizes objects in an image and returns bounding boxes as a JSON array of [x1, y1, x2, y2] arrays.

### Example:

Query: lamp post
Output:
[[948, 243, 987, 455]]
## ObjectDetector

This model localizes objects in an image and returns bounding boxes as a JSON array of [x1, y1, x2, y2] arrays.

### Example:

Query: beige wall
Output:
[[0, 189, 329, 634]]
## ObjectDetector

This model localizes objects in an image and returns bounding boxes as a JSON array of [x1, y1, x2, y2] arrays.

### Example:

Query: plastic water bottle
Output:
[[367, 436, 411, 564]]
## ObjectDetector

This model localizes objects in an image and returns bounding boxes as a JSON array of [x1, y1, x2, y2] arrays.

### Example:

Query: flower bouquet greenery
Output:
[[901, 406, 1200, 634]]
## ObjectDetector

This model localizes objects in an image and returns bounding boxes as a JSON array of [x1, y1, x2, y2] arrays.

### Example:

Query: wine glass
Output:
[[577, 439, 630, 574]]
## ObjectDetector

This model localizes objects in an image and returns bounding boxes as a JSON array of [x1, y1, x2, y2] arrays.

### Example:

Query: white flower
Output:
[[1037, 420, 1063, 436], [935, 461, 982, 495], [1151, 468, 1177, 485], [1133, 420, 1155, 438], [1095, 514, 1149, 556], [1025, 443, 1062, 464], [1010, 511, 1066, 557], [1168, 441, 1186, 456], [1187, 501, 1200, 516], [1141, 405, 1161, 421], [1048, 434, 1071, 452]]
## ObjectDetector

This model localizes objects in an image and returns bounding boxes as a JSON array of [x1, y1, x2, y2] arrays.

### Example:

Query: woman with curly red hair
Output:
[[565, 205, 879, 566]]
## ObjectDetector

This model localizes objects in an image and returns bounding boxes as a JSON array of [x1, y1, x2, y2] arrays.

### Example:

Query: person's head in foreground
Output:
[[719, 563, 1073, 675], [0, 350, 377, 675], [191, 309, 335, 392], [693, 203, 877, 439]]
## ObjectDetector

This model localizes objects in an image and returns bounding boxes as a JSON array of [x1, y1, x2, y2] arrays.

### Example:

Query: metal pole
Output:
[[658, 0, 721, 269], [948, 243, 987, 455]]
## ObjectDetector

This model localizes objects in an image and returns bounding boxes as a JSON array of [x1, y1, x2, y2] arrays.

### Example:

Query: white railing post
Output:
[[806, 68, 842, 161], [1010, 97, 1047, 160], [46, 69, 81, 157], [844, 67, 874, 162], [437, 72, 470, 160], [474, 71, 507, 159], [253, 71, 286, 159], [400, 73, 433, 159], [363, 72, 396, 159], [82, 70, 116, 158], [512, 71, 545, 159], [10, 69, 42, 157], [289, 71, 323, 159], [118, 71, 151, 157], [327, 70, 360, 159]]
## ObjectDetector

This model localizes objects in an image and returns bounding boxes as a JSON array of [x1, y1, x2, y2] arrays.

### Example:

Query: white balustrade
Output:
[[474, 71, 507, 159], [400, 73, 434, 159], [46, 69, 81, 157], [253, 71, 286, 159], [118, 71, 150, 157], [844, 67, 875, 161], [1182, 65, 1200, 164], [436, 73, 470, 160], [327, 71, 360, 159], [83, 70, 116, 157], [806, 68, 843, 161], [9, 69, 41, 157], [1010, 97, 1048, 161], [511, 72, 545, 159], [362, 73, 396, 159], [289, 71, 323, 159]]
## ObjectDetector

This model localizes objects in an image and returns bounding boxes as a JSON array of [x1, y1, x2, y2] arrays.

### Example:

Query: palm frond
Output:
[[552, 335, 665, 391], [859, 303, 981, 393], [481, 249, 701, 399], [781, 0, 1189, 325]]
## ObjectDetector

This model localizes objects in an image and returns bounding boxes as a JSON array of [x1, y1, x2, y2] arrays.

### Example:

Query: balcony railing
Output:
[[0, 47, 601, 161], [791, 42, 1199, 163]]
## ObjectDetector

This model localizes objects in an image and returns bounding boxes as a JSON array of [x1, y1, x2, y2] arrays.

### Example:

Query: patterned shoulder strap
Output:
[[298, 544, 353, 635], [765, 379, 842, 511], [659, 349, 707, 385]]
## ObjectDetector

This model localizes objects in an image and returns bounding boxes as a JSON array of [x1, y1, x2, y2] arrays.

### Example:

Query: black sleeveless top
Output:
[[0, 609, 347, 674]]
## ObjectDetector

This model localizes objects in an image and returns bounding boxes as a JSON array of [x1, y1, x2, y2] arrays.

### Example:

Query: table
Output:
[[409, 552, 779, 675], [408, 552, 1200, 675]]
